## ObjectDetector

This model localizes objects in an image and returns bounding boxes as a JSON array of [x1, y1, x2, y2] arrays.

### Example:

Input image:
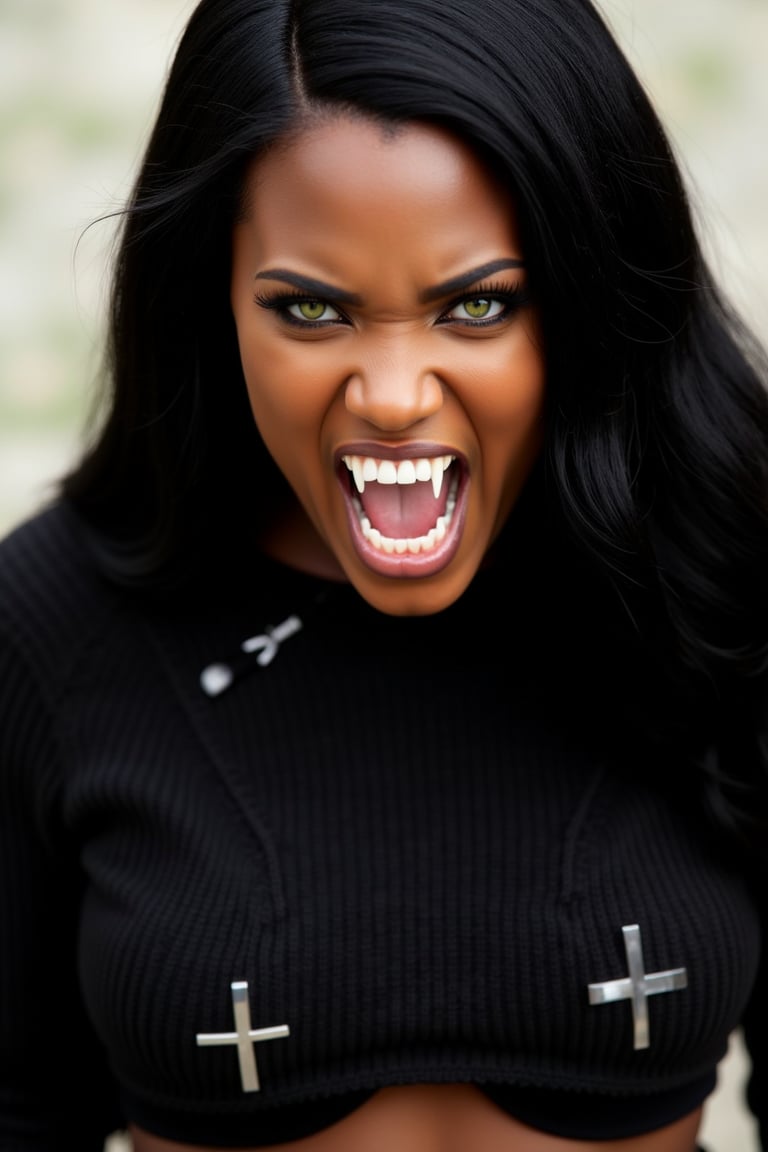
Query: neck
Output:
[[259, 502, 349, 583]]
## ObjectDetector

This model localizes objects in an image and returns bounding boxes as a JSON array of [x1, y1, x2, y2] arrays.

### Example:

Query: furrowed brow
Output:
[[254, 268, 363, 306], [419, 258, 526, 304]]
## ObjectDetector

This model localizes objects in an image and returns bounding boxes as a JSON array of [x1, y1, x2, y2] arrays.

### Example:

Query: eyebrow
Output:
[[419, 258, 526, 303], [253, 256, 526, 307], [254, 269, 363, 306]]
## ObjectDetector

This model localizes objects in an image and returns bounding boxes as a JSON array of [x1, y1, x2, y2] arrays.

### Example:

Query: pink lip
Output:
[[334, 441, 465, 465]]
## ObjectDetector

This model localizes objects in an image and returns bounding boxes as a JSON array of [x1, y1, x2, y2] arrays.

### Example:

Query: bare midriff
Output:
[[129, 1083, 704, 1152]]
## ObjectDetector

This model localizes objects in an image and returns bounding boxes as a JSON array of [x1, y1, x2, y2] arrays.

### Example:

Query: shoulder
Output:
[[1, 499, 86, 574], [0, 500, 105, 607], [0, 501, 290, 697], [0, 502, 121, 688]]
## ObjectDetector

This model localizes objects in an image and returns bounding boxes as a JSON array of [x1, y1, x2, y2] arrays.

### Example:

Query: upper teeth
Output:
[[341, 454, 454, 499]]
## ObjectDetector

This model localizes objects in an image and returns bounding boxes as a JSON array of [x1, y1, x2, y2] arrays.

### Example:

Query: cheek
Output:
[[464, 328, 546, 460], [474, 338, 545, 534], [236, 325, 330, 446]]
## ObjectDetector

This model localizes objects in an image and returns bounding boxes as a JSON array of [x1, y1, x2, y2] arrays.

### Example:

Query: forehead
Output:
[[238, 115, 521, 274], [250, 115, 494, 199]]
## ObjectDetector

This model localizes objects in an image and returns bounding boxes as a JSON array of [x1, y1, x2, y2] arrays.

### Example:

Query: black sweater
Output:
[[0, 504, 765, 1148]]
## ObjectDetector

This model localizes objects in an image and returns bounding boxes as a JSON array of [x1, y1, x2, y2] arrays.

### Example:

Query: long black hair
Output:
[[63, 0, 768, 849]]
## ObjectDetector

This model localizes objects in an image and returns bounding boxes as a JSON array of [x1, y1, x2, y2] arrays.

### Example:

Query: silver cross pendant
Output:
[[587, 923, 687, 1050], [196, 980, 290, 1092]]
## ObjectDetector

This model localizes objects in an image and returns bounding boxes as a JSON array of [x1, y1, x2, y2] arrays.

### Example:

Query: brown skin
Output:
[[230, 115, 546, 616], [130, 1084, 704, 1151], [136, 119, 703, 1148]]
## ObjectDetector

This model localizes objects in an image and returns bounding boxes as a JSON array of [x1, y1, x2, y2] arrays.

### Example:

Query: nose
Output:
[[344, 337, 444, 431]]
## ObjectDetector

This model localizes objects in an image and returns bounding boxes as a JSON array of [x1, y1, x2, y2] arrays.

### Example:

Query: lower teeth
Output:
[[352, 473, 458, 555]]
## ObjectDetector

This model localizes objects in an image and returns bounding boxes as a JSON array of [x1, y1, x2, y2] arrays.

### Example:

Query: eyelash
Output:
[[254, 291, 345, 328], [439, 281, 529, 327], [254, 281, 529, 329]]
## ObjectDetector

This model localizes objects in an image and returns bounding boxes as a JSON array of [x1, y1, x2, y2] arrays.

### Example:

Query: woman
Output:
[[1, 0, 766, 1149]]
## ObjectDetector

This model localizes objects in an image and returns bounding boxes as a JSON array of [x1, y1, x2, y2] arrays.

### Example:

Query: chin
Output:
[[345, 560, 478, 618]]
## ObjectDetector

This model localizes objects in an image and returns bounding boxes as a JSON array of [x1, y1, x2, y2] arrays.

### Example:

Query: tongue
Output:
[[360, 478, 447, 539]]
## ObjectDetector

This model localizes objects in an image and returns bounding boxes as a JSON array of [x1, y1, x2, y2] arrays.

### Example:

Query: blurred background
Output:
[[1, 1, 766, 1149]]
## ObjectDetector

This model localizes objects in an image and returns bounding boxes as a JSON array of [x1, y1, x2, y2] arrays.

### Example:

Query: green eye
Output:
[[443, 295, 510, 324], [294, 299, 327, 321], [255, 291, 346, 327], [462, 297, 494, 319], [282, 298, 343, 324]]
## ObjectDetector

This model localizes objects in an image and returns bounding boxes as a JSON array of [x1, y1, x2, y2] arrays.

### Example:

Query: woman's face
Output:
[[231, 115, 545, 615]]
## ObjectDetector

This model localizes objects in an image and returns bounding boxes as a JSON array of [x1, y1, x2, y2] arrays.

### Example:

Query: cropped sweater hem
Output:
[[123, 1070, 718, 1145]]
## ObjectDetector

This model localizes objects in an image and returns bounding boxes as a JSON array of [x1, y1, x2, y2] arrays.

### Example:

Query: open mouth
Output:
[[337, 451, 467, 576]]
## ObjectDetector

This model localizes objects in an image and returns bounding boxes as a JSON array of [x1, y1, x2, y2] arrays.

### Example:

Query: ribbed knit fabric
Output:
[[0, 503, 764, 1148]]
